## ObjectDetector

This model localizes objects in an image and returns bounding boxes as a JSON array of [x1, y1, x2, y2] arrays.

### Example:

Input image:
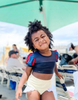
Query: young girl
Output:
[[16, 20, 62, 100]]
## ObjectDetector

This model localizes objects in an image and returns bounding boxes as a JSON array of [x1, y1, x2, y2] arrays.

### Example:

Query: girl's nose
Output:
[[39, 38, 43, 42]]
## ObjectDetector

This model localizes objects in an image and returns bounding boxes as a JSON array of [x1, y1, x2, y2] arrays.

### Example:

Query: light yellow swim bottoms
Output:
[[24, 74, 52, 95]]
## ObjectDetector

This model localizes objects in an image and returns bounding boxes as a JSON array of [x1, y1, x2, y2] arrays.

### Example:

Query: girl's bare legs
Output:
[[41, 91, 55, 100], [27, 91, 40, 100]]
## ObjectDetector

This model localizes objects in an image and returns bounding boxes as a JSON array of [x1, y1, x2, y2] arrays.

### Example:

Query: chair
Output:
[[56, 76, 76, 100], [58, 65, 77, 81], [8, 68, 27, 91], [0, 66, 11, 88], [0, 66, 4, 84]]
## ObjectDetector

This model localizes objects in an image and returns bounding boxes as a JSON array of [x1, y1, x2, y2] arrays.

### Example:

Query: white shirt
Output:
[[6, 58, 24, 71]]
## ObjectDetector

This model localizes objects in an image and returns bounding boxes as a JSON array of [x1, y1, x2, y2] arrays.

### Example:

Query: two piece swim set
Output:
[[24, 50, 58, 95]]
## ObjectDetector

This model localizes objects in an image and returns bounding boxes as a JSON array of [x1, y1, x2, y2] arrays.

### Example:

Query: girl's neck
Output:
[[39, 49, 52, 56]]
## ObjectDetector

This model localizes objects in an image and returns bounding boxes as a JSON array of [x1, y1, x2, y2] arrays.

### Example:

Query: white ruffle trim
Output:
[[47, 84, 56, 92], [23, 84, 56, 93], [23, 86, 36, 93]]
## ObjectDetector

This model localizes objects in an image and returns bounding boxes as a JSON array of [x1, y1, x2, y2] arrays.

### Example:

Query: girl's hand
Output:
[[16, 87, 22, 100], [56, 72, 63, 79]]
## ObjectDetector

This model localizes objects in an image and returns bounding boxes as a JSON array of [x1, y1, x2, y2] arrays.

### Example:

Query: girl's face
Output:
[[31, 30, 50, 51]]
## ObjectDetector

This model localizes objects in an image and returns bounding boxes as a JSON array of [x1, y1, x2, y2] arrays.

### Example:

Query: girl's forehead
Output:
[[31, 30, 46, 37]]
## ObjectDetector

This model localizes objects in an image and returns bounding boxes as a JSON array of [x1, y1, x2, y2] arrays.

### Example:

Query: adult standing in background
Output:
[[12, 44, 20, 58]]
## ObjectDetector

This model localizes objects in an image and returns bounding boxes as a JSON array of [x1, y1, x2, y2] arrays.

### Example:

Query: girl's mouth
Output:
[[40, 43, 46, 46]]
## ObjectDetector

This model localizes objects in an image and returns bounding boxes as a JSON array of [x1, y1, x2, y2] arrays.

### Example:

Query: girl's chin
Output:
[[40, 47, 49, 50]]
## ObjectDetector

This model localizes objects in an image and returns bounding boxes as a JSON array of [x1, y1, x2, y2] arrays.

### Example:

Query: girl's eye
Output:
[[42, 36, 45, 38], [35, 39, 39, 42]]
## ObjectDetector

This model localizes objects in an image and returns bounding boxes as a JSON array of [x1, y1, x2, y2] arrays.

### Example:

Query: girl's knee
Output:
[[27, 91, 40, 100], [41, 91, 55, 100]]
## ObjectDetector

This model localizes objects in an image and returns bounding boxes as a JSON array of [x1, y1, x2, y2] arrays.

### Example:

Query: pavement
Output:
[[0, 79, 27, 100]]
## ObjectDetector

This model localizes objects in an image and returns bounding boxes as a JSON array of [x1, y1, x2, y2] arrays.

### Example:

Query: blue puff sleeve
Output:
[[26, 53, 35, 67], [54, 50, 59, 62]]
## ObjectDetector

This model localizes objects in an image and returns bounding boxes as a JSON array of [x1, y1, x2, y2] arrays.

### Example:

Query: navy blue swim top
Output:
[[26, 50, 59, 74]]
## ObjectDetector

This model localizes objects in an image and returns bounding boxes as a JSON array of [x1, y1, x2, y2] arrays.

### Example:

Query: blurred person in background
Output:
[[6, 50, 26, 90], [67, 43, 78, 65], [12, 44, 19, 58], [68, 43, 78, 56], [6, 50, 26, 72]]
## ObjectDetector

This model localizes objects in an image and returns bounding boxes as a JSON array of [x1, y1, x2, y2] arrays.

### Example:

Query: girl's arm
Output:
[[54, 63, 63, 79], [16, 66, 32, 100], [18, 66, 32, 87]]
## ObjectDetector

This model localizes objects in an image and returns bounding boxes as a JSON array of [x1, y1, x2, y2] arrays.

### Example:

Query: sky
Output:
[[52, 22, 78, 46], [0, 22, 28, 51], [0, 21, 78, 51]]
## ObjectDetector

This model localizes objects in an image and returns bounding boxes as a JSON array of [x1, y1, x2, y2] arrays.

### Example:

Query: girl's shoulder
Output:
[[53, 50, 59, 62], [26, 52, 35, 59], [51, 50, 58, 54], [54, 50, 59, 55], [26, 52, 35, 67], [51, 50, 59, 61]]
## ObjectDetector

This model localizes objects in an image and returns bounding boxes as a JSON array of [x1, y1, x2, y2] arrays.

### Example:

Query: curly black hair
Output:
[[71, 43, 75, 49], [24, 20, 53, 52]]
